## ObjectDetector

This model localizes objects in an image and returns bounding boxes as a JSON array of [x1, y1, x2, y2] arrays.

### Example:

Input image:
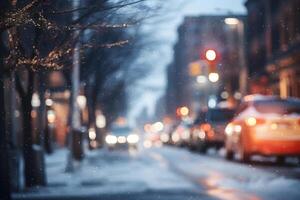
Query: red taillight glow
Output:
[[245, 117, 265, 126], [207, 131, 214, 138], [201, 123, 211, 131]]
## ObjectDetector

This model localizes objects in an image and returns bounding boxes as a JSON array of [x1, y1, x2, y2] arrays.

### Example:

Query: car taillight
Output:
[[201, 123, 211, 131], [245, 117, 265, 126]]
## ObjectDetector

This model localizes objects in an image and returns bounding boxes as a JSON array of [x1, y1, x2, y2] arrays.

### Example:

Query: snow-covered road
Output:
[[152, 147, 300, 200], [13, 146, 300, 200]]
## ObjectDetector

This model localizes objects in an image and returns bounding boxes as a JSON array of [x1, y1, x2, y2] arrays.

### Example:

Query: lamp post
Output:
[[224, 17, 247, 96]]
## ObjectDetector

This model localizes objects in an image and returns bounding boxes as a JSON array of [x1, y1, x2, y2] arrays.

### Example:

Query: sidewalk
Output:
[[12, 147, 195, 200]]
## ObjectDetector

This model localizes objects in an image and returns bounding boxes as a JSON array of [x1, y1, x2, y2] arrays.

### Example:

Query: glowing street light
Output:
[[47, 110, 56, 123], [177, 106, 189, 117], [45, 99, 54, 107], [88, 128, 96, 140], [77, 95, 87, 109], [31, 93, 41, 107], [208, 97, 217, 108], [208, 72, 219, 83], [224, 18, 239, 25], [96, 114, 106, 128], [221, 91, 229, 99], [234, 91, 242, 100]]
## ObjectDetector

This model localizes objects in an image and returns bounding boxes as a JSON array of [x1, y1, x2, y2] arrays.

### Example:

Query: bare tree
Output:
[[0, 0, 153, 193]]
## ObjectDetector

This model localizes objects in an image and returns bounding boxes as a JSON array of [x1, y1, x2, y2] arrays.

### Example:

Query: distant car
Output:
[[225, 95, 300, 163], [144, 132, 161, 147], [171, 121, 192, 147], [196, 108, 235, 153], [159, 130, 170, 145], [105, 126, 139, 150], [189, 111, 207, 151], [166, 124, 177, 145]]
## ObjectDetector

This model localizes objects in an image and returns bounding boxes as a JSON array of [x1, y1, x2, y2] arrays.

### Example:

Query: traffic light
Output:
[[203, 49, 217, 75], [205, 49, 217, 61]]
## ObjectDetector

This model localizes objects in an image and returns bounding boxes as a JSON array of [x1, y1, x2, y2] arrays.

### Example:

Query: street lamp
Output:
[[176, 106, 189, 117], [208, 97, 217, 108], [152, 122, 164, 132], [76, 95, 87, 110], [45, 98, 53, 107], [224, 17, 247, 96], [224, 18, 239, 25], [96, 113, 106, 129], [88, 128, 96, 140], [221, 91, 229, 99], [31, 93, 41, 107], [47, 110, 56, 124]]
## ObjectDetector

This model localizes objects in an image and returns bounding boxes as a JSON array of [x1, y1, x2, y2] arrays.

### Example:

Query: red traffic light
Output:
[[205, 49, 217, 61]]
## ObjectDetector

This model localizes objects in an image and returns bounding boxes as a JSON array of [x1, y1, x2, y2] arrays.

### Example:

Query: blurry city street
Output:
[[13, 145, 300, 200], [1, 0, 300, 200]]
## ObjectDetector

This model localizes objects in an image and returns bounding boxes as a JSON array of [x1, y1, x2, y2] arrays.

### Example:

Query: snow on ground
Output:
[[12, 146, 300, 200], [13, 147, 196, 199], [154, 147, 300, 200]]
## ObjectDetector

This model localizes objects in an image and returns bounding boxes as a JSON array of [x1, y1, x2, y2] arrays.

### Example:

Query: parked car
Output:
[[225, 95, 300, 163], [159, 129, 171, 144], [105, 126, 139, 150], [189, 111, 207, 151], [196, 108, 235, 153], [144, 131, 161, 147], [171, 121, 192, 147]]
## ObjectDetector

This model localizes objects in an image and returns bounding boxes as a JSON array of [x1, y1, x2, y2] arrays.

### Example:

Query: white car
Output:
[[105, 126, 139, 150]]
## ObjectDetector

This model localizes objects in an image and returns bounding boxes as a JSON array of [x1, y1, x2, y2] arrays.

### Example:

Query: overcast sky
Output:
[[127, 0, 246, 125]]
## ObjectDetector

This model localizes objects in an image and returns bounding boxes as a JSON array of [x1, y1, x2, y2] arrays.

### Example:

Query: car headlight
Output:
[[105, 135, 117, 144], [127, 134, 139, 144], [117, 136, 127, 144]]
